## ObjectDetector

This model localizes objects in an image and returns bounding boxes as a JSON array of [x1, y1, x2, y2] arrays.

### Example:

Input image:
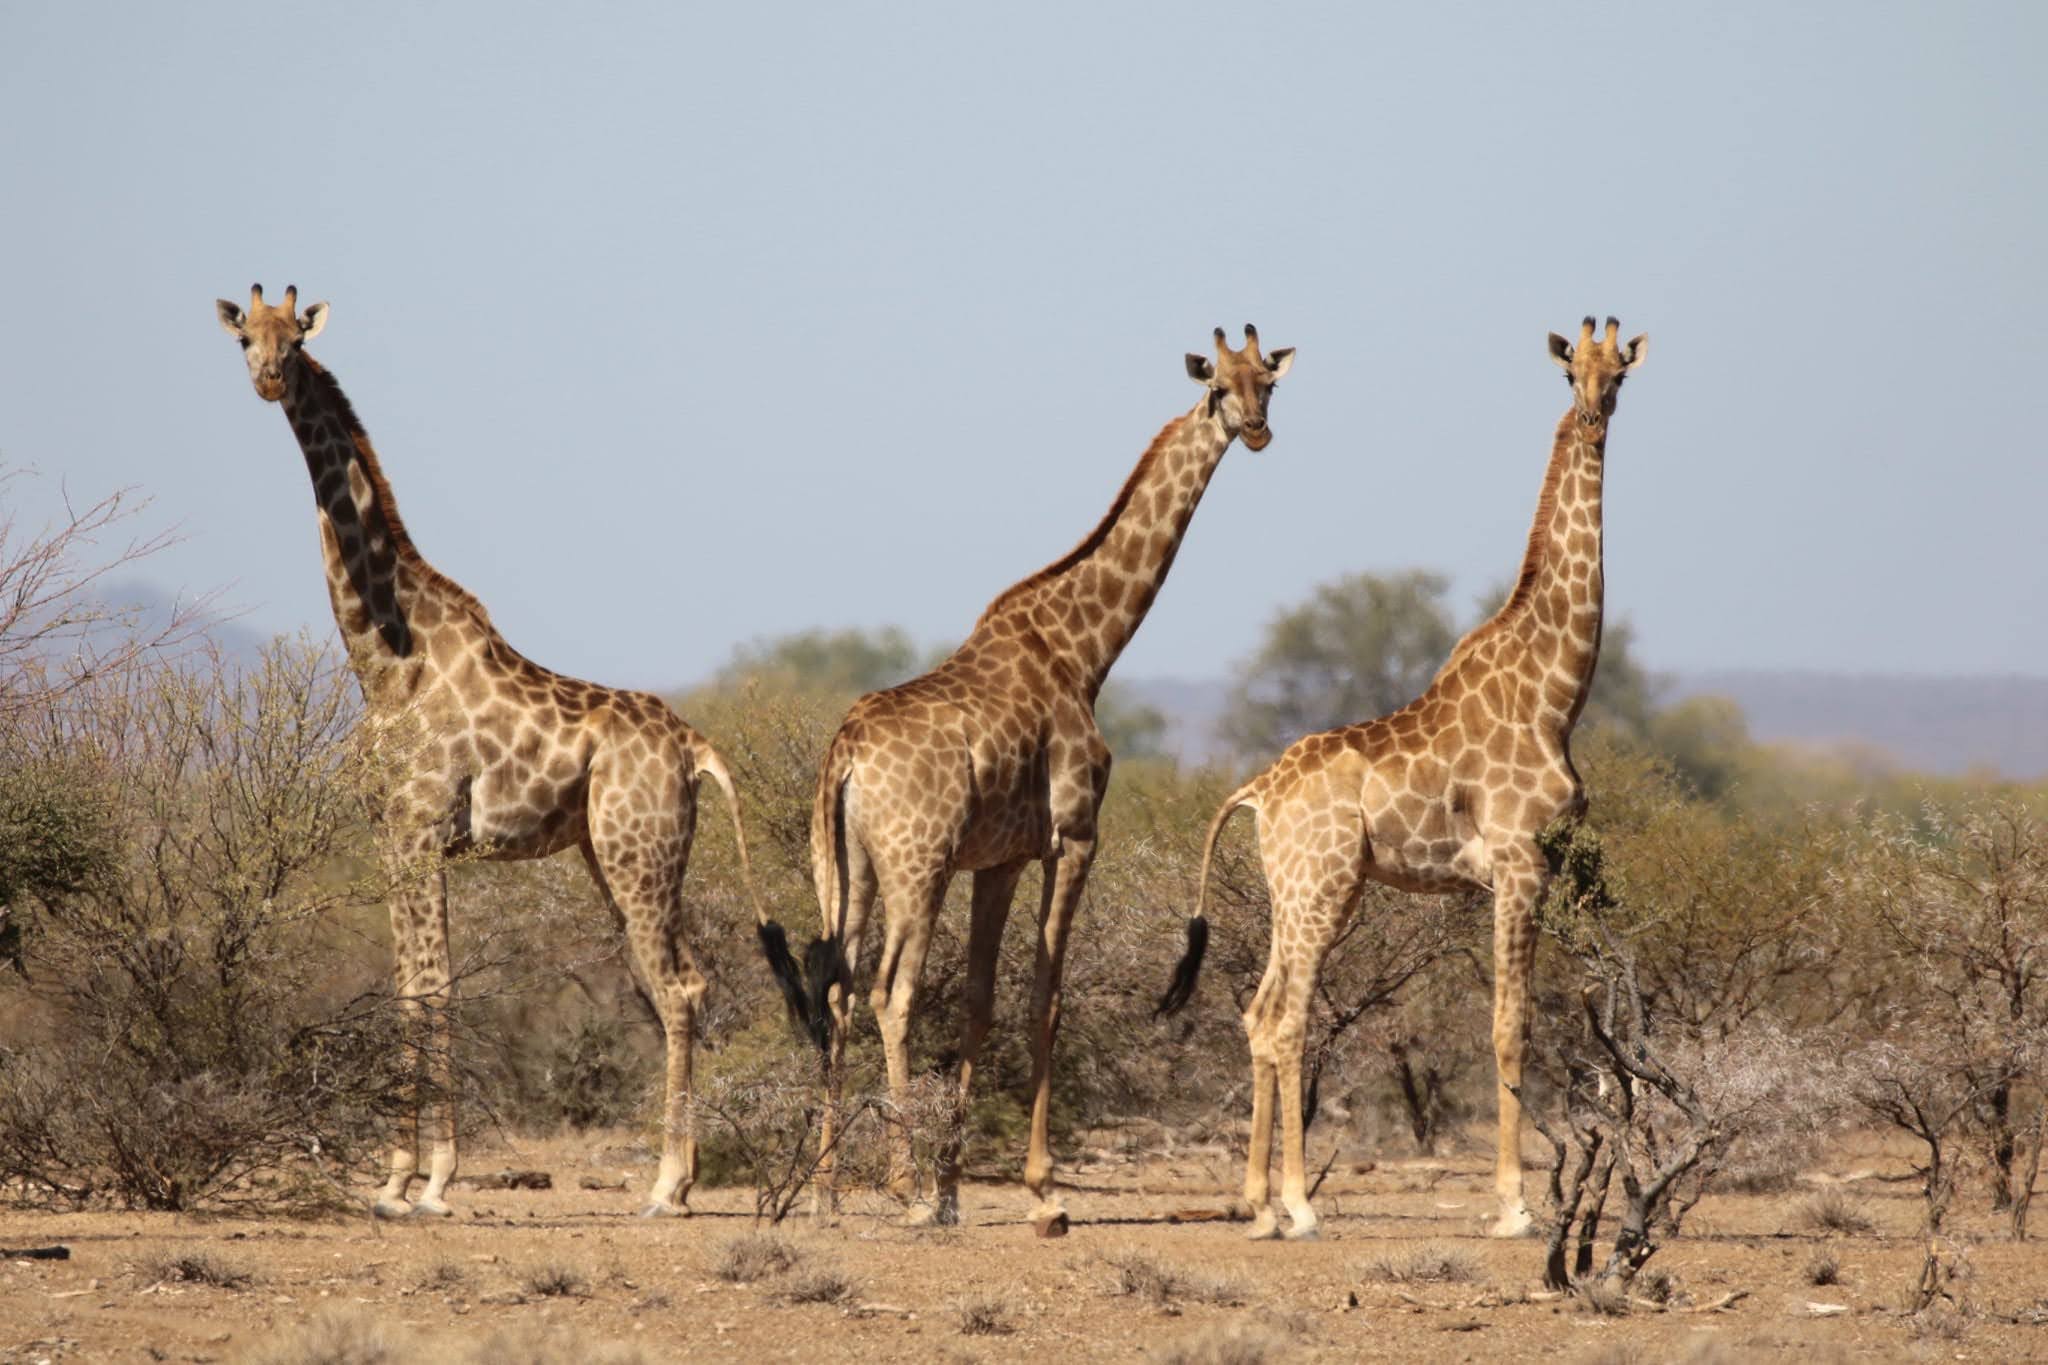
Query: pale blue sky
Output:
[[3, 3, 2042, 690]]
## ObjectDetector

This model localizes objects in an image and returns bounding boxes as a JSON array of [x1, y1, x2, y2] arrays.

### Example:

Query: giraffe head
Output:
[[1548, 317, 1646, 427], [1186, 325, 1294, 450], [215, 284, 329, 402]]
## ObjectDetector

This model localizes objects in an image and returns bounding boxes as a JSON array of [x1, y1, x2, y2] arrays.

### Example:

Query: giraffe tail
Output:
[[1156, 779, 1260, 1017], [804, 743, 855, 1054], [695, 741, 814, 1039]]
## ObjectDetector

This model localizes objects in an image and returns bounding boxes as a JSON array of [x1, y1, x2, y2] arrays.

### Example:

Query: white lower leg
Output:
[[410, 1142, 456, 1216], [643, 1150, 689, 1215], [375, 1146, 418, 1216]]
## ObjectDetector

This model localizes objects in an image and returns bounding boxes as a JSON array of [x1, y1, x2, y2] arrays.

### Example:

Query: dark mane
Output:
[[973, 411, 1189, 628], [301, 356, 494, 629]]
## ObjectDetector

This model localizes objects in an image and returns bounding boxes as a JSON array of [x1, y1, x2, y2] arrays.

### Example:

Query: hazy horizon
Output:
[[5, 4, 2043, 693]]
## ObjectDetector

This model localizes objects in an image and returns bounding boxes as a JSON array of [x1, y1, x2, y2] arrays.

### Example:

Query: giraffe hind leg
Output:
[[588, 763, 706, 1217], [813, 855, 876, 1219], [1240, 960, 1285, 1239], [1265, 833, 1368, 1240], [871, 866, 948, 1214]]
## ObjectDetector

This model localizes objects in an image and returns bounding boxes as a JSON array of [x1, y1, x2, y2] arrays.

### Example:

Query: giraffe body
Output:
[[215, 287, 804, 1219], [1161, 318, 1646, 1240], [809, 328, 1293, 1230]]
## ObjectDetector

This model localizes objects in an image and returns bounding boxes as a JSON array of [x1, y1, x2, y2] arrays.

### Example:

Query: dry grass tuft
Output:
[[1104, 1248, 1246, 1309], [456, 1331, 656, 1364], [1796, 1189, 1876, 1236], [713, 1231, 803, 1283], [956, 1295, 1015, 1336], [418, 1260, 469, 1293], [243, 1307, 397, 1365], [520, 1263, 591, 1299], [142, 1252, 251, 1290], [1804, 1249, 1842, 1286], [1359, 1244, 1479, 1285], [1579, 1341, 1735, 1365], [778, 1266, 855, 1305], [1152, 1321, 1290, 1365]]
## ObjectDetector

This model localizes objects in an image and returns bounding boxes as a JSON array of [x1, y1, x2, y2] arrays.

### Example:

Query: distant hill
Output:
[[1121, 671, 2048, 780], [1670, 671, 2048, 780]]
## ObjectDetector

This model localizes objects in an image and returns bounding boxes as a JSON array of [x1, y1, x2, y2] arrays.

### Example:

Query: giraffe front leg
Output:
[[1022, 839, 1094, 1236], [374, 970, 423, 1220], [373, 840, 447, 1219], [410, 865, 458, 1218], [1488, 842, 1544, 1238]]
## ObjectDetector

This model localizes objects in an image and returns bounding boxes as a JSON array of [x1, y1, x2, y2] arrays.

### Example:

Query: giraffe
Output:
[[805, 326, 1294, 1234], [1156, 317, 1647, 1240], [213, 285, 807, 1219]]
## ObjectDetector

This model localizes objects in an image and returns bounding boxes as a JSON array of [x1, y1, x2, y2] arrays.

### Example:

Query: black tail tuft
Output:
[[802, 934, 849, 1054], [1155, 915, 1210, 1017], [757, 921, 813, 1039]]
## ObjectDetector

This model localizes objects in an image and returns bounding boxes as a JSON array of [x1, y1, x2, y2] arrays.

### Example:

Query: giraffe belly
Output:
[[463, 771, 591, 859], [953, 810, 1046, 871]]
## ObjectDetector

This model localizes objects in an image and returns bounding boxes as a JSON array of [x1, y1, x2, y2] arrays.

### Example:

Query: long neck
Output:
[[278, 355, 443, 675], [1494, 410, 1607, 725], [976, 403, 1233, 696]]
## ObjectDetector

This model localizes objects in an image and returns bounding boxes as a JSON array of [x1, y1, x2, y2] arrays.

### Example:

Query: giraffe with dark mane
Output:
[[215, 285, 806, 1219]]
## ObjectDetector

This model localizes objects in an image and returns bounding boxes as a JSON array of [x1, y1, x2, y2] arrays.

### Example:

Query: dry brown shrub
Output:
[[1151, 1320, 1291, 1365], [1796, 1189, 1876, 1236], [778, 1266, 855, 1305], [1359, 1244, 1478, 1285], [956, 1295, 1015, 1335], [1102, 1248, 1246, 1309], [712, 1231, 802, 1283]]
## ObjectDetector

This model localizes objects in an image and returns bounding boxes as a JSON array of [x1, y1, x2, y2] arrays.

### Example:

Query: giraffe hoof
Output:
[[638, 1202, 687, 1220], [1245, 1213, 1282, 1241], [1030, 1206, 1070, 1238], [1488, 1207, 1535, 1239], [1283, 1222, 1321, 1242], [371, 1199, 413, 1220], [409, 1198, 454, 1219]]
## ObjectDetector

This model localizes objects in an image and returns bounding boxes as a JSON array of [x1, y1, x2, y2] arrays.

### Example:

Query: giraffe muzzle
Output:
[[1241, 420, 1272, 451]]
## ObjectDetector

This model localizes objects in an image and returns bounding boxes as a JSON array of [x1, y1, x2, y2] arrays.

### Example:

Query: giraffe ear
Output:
[[1547, 333, 1572, 368], [1622, 334, 1648, 371], [300, 302, 330, 340], [216, 299, 246, 336], [1265, 347, 1295, 380], [1185, 353, 1215, 383]]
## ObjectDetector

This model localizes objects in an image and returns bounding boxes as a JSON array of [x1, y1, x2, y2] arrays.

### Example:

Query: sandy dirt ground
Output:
[[2, 1129, 2045, 1363]]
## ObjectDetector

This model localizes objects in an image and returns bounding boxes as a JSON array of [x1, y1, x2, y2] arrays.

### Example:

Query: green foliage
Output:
[[1221, 570, 1671, 768], [1221, 570, 1458, 758], [0, 637, 406, 1211], [0, 755, 118, 971], [1095, 680, 1169, 760], [712, 626, 924, 698]]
